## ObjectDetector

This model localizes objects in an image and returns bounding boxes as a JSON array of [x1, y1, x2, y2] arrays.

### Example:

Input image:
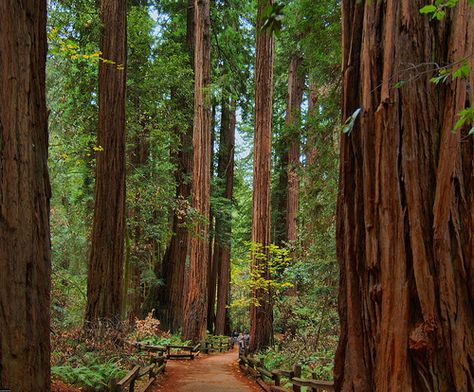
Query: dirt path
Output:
[[152, 349, 261, 392]]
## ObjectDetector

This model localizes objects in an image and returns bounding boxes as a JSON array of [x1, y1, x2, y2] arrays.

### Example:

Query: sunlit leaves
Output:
[[431, 68, 451, 84], [453, 61, 470, 79], [454, 103, 474, 135], [342, 108, 361, 135], [260, 2, 285, 35], [229, 242, 294, 309], [419, 0, 473, 20]]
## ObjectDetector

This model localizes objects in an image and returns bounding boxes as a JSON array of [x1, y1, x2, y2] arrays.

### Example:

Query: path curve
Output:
[[152, 349, 260, 392]]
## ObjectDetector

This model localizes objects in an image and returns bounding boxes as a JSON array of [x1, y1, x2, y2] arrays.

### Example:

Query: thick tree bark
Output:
[[274, 55, 304, 246], [336, 1, 474, 391], [207, 209, 216, 333], [157, 0, 195, 331], [207, 102, 217, 333], [286, 55, 305, 245], [274, 149, 288, 245], [0, 1, 51, 390], [249, 0, 275, 352], [85, 0, 127, 325], [182, 0, 211, 342], [215, 96, 236, 335]]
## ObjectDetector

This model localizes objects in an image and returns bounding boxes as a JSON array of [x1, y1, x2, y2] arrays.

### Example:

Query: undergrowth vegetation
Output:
[[51, 313, 186, 390]]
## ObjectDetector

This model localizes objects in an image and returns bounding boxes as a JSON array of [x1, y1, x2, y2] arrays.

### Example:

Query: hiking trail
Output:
[[152, 348, 260, 392]]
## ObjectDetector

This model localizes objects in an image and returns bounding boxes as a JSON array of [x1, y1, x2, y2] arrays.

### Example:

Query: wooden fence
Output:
[[200, 335, 234, 354], [113, 335, 234, 391], [239, 352, 334, 392], [129, 334, 232, 359], [109, 355, 166, 392]]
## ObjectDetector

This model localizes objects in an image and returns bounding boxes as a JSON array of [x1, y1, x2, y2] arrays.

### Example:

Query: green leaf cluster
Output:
[[52, 360, 125, 391]]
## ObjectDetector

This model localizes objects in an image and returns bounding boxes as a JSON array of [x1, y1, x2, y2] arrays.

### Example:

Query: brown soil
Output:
[[51, 379, 82, 392], [152, 349, 261, 392]]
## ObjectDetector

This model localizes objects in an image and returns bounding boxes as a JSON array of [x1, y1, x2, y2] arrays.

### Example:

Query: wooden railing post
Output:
[[109, 378, 119, 392], [311, 371, 318, 392], [293, 364, 302, 392], [272, 371, 281, 387]]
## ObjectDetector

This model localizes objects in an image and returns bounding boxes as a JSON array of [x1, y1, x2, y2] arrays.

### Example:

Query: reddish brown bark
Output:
[[336, 1, 474, 391], [207, 210, 216, 332], [85, 0, 127, 325], [207, 103, 217, 333], [215, 96, 236, 335], [249, 0, 275, 352], [124, 122, 149, 321], [0, 1, 51, 390], [183, 0, 211, 342], [286, 55, 305, 244], [158, 0, 194, 332]]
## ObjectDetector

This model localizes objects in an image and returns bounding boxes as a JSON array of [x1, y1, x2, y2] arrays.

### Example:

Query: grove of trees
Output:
[[0, 0, 473, 390]]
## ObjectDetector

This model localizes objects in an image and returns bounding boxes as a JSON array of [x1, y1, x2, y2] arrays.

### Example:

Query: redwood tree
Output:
[[286, 54, 305, 245], [249, 0, 275, 352], [85, 0, 127, 325], [183, 0, 211, 342], [0, 1, 51, 390], [336, 1, 474, 390], [215, 96, 236, 335], [158, 0, 195, 332], [207, 103, 217, 332]]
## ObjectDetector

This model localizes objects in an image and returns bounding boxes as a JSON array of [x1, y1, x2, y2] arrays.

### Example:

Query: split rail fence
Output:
[[239, 351, 334, 392], [112, 335, 233, 391], [109, 354, 166, 392]]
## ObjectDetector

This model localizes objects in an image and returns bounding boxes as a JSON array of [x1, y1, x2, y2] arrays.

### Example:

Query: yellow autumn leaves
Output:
[[49, 27, 124, 71], [230, 242, 294, 309], [59, 146, 104, 165]]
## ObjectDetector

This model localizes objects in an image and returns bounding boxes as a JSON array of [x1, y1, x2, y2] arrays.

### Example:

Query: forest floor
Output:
[[152, 348, 261, 392]]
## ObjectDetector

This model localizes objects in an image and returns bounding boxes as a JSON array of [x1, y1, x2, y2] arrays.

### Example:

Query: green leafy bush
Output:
[[138, 333, 191, 347], [52, 360, 125, 391]]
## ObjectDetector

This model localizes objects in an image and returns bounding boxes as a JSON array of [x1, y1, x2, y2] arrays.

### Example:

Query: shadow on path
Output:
[[152, 348, 261, 392]]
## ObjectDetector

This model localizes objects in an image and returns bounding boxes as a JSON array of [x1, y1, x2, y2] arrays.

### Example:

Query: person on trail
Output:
[[243, 332, 250, 351], [237, 332, 244, 353]]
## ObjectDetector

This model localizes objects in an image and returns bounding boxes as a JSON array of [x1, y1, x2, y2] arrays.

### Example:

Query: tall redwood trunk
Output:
[[286, 55, 305, 245], [85, 0, 127, 325], [215, 96, 236, 335], [303, 83, 318, 249], [158, 0, 194, 331], [207, 102, 217, 333], [249, 0, 274, 352], [183, 0, 211, 342], [207, 210, 216, 332], [0, 1, 51, 390], [336, 1, 474, 390]]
